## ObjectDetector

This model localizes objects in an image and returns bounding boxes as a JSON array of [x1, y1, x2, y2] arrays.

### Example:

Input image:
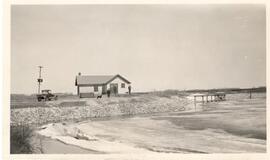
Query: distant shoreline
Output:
[[10, 86, 267, 96]]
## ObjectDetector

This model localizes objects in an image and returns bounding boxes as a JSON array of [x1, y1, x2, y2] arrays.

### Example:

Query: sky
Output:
[[11, 4, 266, 94]]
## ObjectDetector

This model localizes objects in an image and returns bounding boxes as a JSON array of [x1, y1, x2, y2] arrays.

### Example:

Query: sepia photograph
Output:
[[9, 3, 266, 157]]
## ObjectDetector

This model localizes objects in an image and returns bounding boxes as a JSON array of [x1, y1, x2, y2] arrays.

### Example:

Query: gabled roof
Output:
[[75, 74, 131, 86]]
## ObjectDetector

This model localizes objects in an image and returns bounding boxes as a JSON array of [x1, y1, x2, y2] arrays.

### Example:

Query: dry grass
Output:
[[59, 101, 87, 107], [11, 94, 49, 109], [11, 94, 80, 109], [10, 125, 34, 154], [11, 102, 50, 109]]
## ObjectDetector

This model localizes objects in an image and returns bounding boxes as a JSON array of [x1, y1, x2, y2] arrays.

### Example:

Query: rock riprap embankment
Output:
[[11, 96, 191, 126]]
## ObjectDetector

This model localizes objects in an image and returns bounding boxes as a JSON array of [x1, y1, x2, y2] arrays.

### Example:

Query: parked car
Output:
[[36, 90, 58, 102]]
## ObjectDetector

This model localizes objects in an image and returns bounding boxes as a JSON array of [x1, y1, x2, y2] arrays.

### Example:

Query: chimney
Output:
[[78, 72, 81, 76]]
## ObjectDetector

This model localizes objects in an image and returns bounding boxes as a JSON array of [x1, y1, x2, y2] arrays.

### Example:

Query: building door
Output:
[[110, 83, 118, 94], [102, 85, 107, 94]]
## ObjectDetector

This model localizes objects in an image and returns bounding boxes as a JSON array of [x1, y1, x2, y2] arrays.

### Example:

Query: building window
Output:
[[94, 86, 98, 92], [121, 83, 125, 88]]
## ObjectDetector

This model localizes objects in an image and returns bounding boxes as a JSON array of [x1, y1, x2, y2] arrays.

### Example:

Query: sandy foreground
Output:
[[35, 94, 266, 154]]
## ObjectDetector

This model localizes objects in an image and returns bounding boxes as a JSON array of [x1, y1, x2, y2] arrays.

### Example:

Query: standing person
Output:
[[107, 89, 111, 98], [128, 85, 131, 95], [113, 86, 117, 96]]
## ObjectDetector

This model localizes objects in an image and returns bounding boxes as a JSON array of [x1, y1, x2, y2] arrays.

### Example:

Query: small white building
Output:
[[75, 73, 131, 98]]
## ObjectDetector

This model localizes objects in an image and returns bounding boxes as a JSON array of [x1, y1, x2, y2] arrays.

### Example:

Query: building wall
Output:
[[106, 77, 130, 94], [79, 85, 102, 95]]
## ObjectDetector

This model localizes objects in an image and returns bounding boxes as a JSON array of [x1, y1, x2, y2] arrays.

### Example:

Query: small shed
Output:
[[75, 73, 131, 98]]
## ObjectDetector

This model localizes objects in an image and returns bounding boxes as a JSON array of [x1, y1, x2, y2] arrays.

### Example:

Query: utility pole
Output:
[[37, 66, 43, 94]]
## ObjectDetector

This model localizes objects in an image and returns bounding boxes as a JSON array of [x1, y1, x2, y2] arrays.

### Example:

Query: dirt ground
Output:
[[36, 93, 266, 154]]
